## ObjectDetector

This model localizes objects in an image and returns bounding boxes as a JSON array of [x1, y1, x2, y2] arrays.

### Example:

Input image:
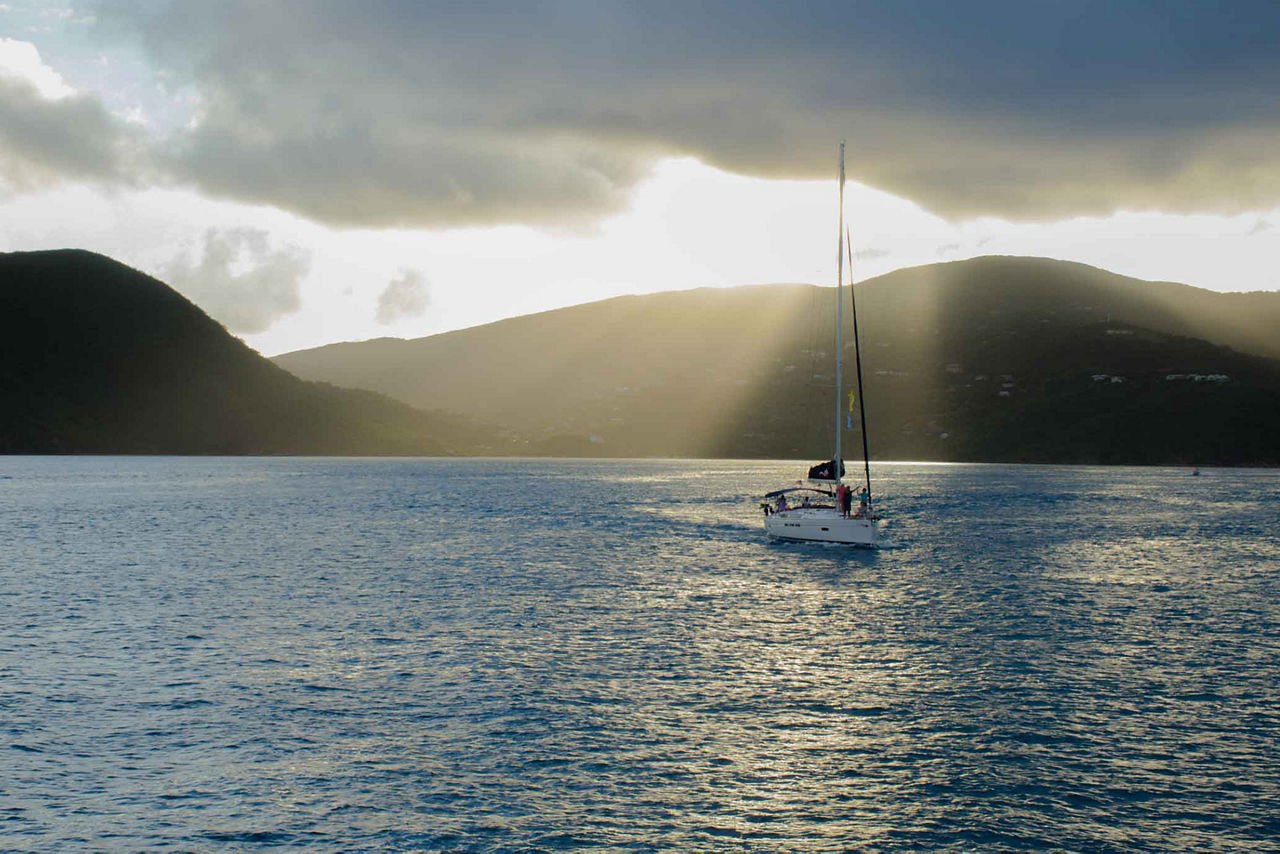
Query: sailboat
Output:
[[762, 143, 880, 547]]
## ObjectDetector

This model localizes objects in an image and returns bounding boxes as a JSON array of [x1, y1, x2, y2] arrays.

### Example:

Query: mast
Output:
[[834, 143, 846, 481], [846, 228, 872, 504]]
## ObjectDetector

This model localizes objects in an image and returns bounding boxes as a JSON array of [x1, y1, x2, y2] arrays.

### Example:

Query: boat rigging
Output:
[[762, 142, 882, 547]]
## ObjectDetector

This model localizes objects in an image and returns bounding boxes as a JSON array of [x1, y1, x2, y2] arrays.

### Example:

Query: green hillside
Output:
[[0, 250, 495, 455], [275, 256, 1280, 465]]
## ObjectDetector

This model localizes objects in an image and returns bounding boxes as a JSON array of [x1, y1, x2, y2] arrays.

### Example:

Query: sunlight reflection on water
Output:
[[1, 457, 1278, 851]]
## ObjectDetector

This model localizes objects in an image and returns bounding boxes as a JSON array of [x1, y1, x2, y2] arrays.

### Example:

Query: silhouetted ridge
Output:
[[0, 250, 491, 454]]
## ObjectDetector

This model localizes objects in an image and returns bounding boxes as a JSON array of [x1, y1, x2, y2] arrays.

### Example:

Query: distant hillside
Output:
[[275, 256, 1280, 465], [0, 250, 498, 455]]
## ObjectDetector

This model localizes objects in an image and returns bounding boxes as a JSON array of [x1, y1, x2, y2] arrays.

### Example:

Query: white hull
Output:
[[764, 506, 879, 546]]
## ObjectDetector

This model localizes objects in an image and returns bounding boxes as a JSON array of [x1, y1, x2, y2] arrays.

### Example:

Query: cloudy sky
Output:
[[3, 1, 1280, 355]]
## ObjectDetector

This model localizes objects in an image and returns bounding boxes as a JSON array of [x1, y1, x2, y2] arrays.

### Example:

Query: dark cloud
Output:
[[94, 0, 1280, 225], [164, 228, 310, 333], [0, 74, 136, 192], [376, 269, 430, 325]]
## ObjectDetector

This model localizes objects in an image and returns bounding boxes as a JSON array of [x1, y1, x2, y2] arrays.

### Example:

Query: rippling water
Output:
[[3, 457, 1278, 851]]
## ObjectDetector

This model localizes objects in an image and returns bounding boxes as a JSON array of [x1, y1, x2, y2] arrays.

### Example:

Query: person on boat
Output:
[[837, 484, 851, 517], [856, 488, 869, 518], [776, 494, 789, 512], [801, 495, 811, 508]]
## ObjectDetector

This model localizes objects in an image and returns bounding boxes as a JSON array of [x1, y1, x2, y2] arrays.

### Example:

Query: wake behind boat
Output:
[[762, 143, 882, 547]]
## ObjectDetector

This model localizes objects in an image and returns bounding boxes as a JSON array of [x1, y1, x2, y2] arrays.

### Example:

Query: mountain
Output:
[[0, 249, 497, 455], [274, 256, 1280, 465]]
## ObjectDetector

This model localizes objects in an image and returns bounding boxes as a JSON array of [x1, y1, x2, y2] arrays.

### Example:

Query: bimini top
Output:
[[763, 486, 835, 499]]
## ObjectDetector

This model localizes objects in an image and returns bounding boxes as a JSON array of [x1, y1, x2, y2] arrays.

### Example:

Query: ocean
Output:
[[2, 457, 1278, 852]]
